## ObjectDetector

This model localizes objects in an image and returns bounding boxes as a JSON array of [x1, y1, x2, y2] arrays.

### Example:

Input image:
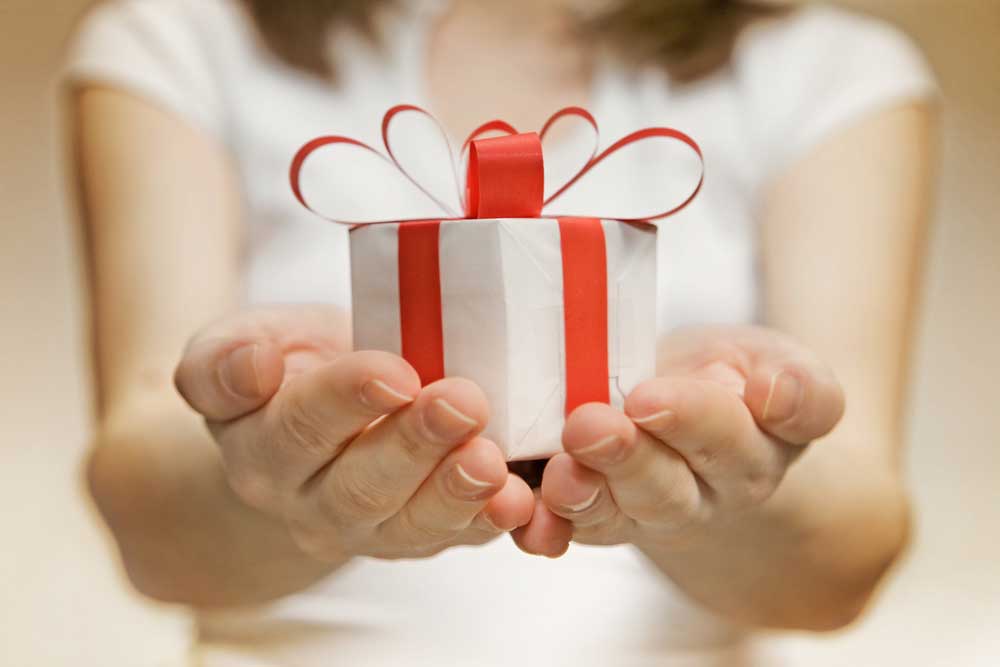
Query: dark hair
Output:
[[240, 0, 780, 82]]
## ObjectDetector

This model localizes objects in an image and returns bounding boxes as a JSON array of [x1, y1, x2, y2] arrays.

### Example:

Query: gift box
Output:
[[349, 217, 656, 461], [291, 106, 703, 460]]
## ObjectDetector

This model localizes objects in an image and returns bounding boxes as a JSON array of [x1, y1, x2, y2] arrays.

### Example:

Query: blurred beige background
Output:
[[1, 1, 997, 665]]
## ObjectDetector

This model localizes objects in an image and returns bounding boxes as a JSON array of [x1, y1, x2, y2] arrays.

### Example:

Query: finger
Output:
[[459, 474, 536, 547], [175, 335, 285, 422], [311, 377, 489, 527], [174, 306, 350, 422], [625, 378, 794, 508], [562, 403, 705, 526], [743, 360, 845, 446], [656, 326, 845, 445], [471, 473, 536, 533], [212, 351, 420, 502], [511, 492, 573, 558], [378, 437, 507, 547], [540, 454, 622, 531]]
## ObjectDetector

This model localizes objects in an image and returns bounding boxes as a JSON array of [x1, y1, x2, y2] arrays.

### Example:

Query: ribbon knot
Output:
[[465, 132, 544, 218]]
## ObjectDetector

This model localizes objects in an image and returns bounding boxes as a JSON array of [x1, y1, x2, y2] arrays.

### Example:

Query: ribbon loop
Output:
[[465, 132, 545, 218]]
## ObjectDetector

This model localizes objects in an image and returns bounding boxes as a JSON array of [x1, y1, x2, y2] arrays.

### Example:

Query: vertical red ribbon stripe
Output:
[[397, 221, 445, 386], [558, 218, 610, 414]]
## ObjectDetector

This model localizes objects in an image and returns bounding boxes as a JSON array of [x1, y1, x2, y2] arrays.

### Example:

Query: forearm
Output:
[[87, 392, 346, 607], [637, 430, 910, 631]]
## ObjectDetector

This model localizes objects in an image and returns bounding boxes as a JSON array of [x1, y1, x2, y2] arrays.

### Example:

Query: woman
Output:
[[67, 0, 936, 664]]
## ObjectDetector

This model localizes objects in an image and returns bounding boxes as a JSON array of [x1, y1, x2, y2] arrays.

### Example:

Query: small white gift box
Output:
[[350, 217, 657, 460]]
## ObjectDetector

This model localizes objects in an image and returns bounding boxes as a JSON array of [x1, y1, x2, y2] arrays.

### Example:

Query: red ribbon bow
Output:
[[290, 104, 704, 225], [290, 106, 704, 418]]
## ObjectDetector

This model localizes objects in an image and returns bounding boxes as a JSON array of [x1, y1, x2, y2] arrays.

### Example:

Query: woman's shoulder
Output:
[[730, 3, 936, 177], [74, 0, 247, 36], [70, 0, 257, 69], [735, 4, 930, 77], [65, 0, 257, 138]]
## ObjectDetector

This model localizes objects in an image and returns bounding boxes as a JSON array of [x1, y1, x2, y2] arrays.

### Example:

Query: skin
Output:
[[74, 0, 935, 630]]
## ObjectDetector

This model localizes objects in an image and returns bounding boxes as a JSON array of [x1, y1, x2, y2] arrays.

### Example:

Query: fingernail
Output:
[[480, 512, 504, 532], [360, 379, 414, 411], [447, 463, 496, 500], [631, 409, 677, 433], [424, 398, 479, 442], [220, 344, 261, 399], [562, 487, 600, 513], [573, 434, 624, 464], [762, 371, 803, 422]]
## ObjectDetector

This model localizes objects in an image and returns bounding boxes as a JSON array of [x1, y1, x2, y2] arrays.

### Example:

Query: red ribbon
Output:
[[290, 107, 703, 418], [397, 221, 444, 386], [558, 217, 610, 412]]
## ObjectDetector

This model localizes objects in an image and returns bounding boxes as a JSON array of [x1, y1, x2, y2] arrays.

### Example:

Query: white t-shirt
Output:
[[65, 1, 935, 665]]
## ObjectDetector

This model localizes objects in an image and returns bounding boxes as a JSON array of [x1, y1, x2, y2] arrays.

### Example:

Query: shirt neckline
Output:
[[388, 0, 613, 160]]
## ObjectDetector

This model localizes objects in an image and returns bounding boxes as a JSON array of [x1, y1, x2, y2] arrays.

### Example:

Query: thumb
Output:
[[174, 333, 285, 422]]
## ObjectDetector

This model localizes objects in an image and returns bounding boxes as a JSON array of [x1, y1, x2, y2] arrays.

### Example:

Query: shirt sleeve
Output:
[[63, 0, 228, 140], [735, 6, 938, 179]]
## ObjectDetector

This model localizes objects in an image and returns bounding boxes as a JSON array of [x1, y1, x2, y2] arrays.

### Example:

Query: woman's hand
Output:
[[513, 325, 845, 556], [174, 306, 535, 562]]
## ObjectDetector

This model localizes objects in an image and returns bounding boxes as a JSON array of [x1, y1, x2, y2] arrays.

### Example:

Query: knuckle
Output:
[[634, 482, 701, 524], [226, 467, 277, 510], [736, 459, 784, 507], [740, 480, 776, 507], [688, 445, 718, 471], [278, 391, 333, 457], [286, 518, 339, 561], [395, 415, 444, 465], [685, 428, 740, 472], [397, 509, 460, 546], [328, 472, 393, 523], [316, 354, 365, 399], [704, 340, 746, 368]]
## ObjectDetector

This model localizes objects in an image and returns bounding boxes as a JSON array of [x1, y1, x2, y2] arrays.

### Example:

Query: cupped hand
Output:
[[513, 325, 846, 557], [174, 306, 534, 561]]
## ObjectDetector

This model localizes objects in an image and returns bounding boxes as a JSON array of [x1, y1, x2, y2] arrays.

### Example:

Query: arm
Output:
[[649, 102, 934, 629], [74, 87, 332, 605], [75, 88, 533, 607], [523, 102, 935, 630], [696, 101, 934, 627]]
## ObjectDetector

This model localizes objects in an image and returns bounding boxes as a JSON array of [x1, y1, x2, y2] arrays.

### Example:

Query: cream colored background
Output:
[[1, 1, 997, 665]]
